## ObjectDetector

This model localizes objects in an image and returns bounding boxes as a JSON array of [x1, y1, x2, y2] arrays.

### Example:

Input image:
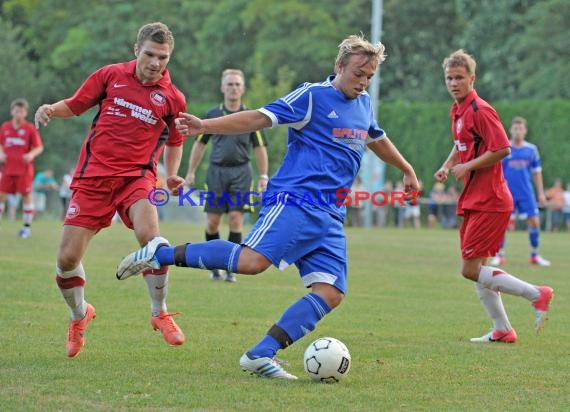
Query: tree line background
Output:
[[1, 0, 568, 187]]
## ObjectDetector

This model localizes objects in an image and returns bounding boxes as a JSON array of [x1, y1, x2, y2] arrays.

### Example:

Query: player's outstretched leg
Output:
[[240, 292, 333, 380], [117, 238, 241, 279], [116, 236, 169, 279], [477, 266, 554, 332]]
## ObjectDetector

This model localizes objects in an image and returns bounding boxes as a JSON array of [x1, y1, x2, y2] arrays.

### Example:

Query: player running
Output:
[[0, 99, 44, 238], [489, 116, 550, 266], [435, 49, 553, 344], [117, 34, 420, 379], [34, 22, 186, 357]]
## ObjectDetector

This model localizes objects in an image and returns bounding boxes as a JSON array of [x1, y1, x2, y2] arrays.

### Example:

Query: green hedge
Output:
[[378, 99, 570, 188]]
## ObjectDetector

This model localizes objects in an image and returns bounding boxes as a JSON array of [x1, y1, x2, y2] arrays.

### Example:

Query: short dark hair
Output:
[[10, 98, 29, 110], [136, 22, 174, 50]]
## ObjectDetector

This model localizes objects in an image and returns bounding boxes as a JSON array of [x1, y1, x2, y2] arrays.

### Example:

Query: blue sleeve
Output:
[[531, 145, 542, 172], [366, 100, 385, 143], [258, 83, 313, 130]]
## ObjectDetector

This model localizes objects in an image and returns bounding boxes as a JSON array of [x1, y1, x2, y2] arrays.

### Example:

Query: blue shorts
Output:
[[512, 196, 538, 218], [244, 193, 347, 294]]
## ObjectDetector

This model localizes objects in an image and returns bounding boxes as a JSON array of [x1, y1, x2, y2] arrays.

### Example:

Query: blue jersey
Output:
[[257, 75, 385, 220], [502, 141, 541, 201]]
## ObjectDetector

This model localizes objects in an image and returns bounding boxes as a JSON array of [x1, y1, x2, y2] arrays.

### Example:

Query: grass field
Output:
[[1, 220, 568, 411]]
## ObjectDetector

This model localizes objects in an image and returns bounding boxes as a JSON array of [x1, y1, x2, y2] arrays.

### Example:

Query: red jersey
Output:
[[65, 60, 186, 179], [0, 120, 42, 176], [450, 90, 513, 215]]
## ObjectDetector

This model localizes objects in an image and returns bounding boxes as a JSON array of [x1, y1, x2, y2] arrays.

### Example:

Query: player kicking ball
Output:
[[117, 34, 420, 379], [436, 50, 553, 344]]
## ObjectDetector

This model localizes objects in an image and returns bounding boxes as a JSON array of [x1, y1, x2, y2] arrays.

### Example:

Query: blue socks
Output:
[[154, 240, 240, 273], [529, 227, 539, 255], [249, 293, 332, 358]]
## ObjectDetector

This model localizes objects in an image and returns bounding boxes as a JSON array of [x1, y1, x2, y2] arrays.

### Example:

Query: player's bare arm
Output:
[[185, 141, 207, 185], [0, 145, 6, 162], [34, 100, 75, 128], [533, 170, 547, 206], [163, 145, 185, 196], [176, 110, 272, 137], [450, 147, 510, 180], [367, 137, 420, 194], [434, 146, 459, 183], [254, 145, 269, 192], [23, 145, 44, 163]]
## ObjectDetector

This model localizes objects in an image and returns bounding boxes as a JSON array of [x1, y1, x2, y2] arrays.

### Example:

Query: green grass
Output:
[[1, 220, 568, 411]]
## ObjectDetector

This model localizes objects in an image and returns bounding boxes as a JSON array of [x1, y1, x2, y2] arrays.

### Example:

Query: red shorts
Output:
[[0, 174, 33, 195], [64, 176, 156, 230], [459, 210, 510, 259]]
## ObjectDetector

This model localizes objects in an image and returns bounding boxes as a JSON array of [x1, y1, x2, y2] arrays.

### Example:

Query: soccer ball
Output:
[[303, 337, 351, 383]]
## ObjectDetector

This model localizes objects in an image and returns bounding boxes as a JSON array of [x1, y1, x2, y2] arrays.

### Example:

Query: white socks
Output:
[[475, 283, 512, 331], [143, 269, 168, 316], [56, 264, 87, 320], [477, 266, 540, 301]]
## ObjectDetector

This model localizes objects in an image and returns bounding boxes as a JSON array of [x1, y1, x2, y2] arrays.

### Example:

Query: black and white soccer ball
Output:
[[303, 337, 351, 383]]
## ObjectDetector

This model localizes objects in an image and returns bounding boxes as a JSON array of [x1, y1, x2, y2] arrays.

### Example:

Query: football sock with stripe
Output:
[[478, 265, 540, 301], [249, 293, 331, 358], [154, 241, 240, 273], [56, 264, 87, 320]]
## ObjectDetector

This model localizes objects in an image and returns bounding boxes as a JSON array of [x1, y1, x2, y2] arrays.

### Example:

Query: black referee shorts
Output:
[[204, 163, 253, 213]]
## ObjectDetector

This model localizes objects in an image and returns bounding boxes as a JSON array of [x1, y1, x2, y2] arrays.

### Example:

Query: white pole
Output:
[[363, 0, 384, 227]]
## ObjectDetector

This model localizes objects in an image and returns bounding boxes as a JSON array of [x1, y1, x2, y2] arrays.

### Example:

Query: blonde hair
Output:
[[335, 34, 386, 70], [442, 49, 477, 75], [221, 69, 245, 85]]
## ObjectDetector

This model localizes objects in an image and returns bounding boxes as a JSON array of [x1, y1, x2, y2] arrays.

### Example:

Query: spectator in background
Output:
[[347, 175, 365, 227], [427, 182, 446, 229], [441, 186, 459, 229], [0, 98, 44, 238], [392, 180, 406, 228], [59, 167, 74, 221], [546, 178, 564, 232], [404, 179, 422, 229], [374, 179, 392, 227], [33, 169, 58, 216], [563, 182, 570, 231]]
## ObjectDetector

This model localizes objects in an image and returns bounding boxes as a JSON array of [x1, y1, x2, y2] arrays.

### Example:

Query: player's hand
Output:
[[402, 171, 420, 201], [185, 172, 195, 186], [22, 153, 35, 163], [450, 163, 469, 180], [175, 112, 205, 137], [35, 104, 54, 128], [166, 175, 186, 196], [538, 193, 547, 208], [434, 167, 449, 183], [258, 177, 268, 192]]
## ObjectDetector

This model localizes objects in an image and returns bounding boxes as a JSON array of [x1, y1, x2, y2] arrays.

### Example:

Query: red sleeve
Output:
[[473, 107, 510, 152], [64, 67, 108, 116], [165, 90, 186, 147]]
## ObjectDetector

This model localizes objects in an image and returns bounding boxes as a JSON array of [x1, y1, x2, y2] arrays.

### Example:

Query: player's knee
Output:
[[461, 269, 478, 281], [57, 252, 81, 271], [237, 249, 271, 274], [326, 292, 344, 309]]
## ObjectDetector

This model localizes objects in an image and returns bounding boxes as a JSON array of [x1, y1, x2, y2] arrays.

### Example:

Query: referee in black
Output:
[[186, 69, 269, 282]]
